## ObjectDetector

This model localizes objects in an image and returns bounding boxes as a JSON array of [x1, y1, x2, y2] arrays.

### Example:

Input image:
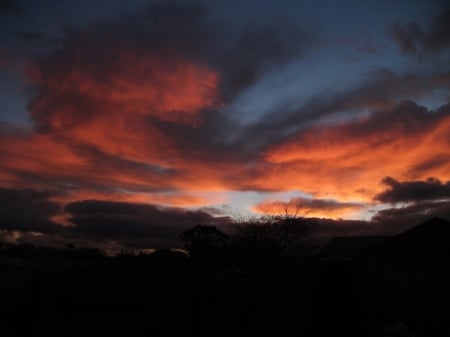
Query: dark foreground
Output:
[[1, 256, 449, 337]]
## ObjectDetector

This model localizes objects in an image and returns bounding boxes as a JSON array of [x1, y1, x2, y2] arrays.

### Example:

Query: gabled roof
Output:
[[360, 217, 450, 258], [317, 236, 390, 258]]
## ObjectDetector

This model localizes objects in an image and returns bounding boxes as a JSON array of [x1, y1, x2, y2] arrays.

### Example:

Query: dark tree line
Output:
[[180, 215, 316, 269], [0, 215, 315, 269], [0, 241, 104, 260]]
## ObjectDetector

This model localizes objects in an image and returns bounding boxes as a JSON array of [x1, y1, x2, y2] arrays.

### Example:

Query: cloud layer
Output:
[[376, 177, 450, 203], [65, 200, 231, 248], [1, 1, 450, 249], [390, 9, 450, 56]]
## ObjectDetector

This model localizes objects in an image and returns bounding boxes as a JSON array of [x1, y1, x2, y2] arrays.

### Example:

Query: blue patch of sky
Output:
[[224, 35, 421, 127], [187, 189, 312, 217], [416, 88, 450, 112], [0, 69, 30, 126]]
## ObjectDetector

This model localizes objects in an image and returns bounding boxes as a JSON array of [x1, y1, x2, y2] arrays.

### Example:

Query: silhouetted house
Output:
[[302, 218, 450, 336], [316, 236, 390, 260], [345, 217, 450, 326], [317, 217, 450, 260], [360, 217, 450, 259]]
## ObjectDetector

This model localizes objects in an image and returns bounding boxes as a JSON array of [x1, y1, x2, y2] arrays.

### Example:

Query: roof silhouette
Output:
[[360, 217, 450, 258], [317, 236, 390, 259]]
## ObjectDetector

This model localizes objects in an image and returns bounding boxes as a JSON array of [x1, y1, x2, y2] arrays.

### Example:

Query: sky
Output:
[[0, 0, 449, 251]]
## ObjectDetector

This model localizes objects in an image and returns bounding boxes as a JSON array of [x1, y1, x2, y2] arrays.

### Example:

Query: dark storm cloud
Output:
[[325, 99, 448, 140], [312, 202, 450, 243], [325, 100, 450, 148], [0, 185, 233, 249], [0, 0, 30, 17], [371, 201, 450, 234], [0, 187, 61, 232], [29, 0, 306, 116], [144, 109, 264, 165], [65, 200, 231, 248], [15, 30, 43, 40], [390, 8, 450, 55], [213, 22, 306, 100], [376, 177, 450, 203], [245, 69, 450, 147]]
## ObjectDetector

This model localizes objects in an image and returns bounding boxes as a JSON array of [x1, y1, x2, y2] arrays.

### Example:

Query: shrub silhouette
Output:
[[180, 225, 229, 266]]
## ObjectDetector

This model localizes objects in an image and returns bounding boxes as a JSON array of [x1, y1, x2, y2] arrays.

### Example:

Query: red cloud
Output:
[[20, 43, 224, 186], [2, 25, 450, 223], [28, 51, 219, 128], [2, 100, 450, 213], [24, 41, 221, 172], [253, 101, 450, 201]]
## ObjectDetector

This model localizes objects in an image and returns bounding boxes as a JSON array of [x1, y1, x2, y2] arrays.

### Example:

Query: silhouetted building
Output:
[[317, 217, 450, 260], [360, 217, 450, 259], [317, 236, 390, 260], [314, 218, 450, 336]]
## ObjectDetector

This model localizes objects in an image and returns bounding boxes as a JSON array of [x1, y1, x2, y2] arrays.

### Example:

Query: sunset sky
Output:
[[1, 0, 449, 250]]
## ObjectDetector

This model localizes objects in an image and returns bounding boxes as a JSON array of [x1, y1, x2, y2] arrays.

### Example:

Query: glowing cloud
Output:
[[253, 197, 363, 219], [28, 52, 219, 127], [258, 101, 450, 201]]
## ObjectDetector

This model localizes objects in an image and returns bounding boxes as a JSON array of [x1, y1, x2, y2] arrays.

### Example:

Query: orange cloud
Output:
[[0, 131, 180, 200], [3, 101, 450, 213], [0, 120, 247, 206], [0, 131, 87, 188], [5, 45, 233, 191], [4, 46, 450, 226], [25, 49, 221, 171], [256, 102, 450, 202]]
